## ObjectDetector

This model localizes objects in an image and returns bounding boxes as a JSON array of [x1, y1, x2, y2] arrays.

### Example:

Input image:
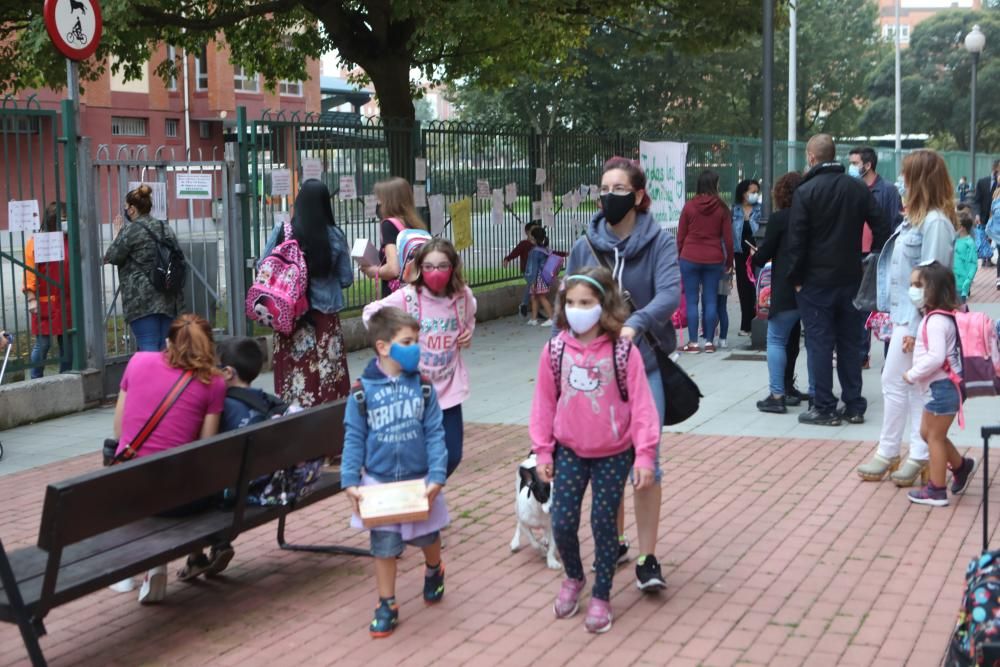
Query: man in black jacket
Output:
[[786, 134, 891, 426], [973, 159, 999, 273]]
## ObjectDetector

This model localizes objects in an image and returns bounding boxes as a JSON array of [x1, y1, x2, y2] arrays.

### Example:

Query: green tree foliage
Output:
[[860, 9, 1000, 151], [451, 0, 882, 140]]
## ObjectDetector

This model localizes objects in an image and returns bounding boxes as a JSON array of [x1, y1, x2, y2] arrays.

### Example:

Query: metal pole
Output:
[[66, 60, 79, 124], [972, 52, 979, 187], [787, 1, 797, 172], [762, 0, 774, 220], [894, 0, 902, 173], [60, 99, 86, 371]]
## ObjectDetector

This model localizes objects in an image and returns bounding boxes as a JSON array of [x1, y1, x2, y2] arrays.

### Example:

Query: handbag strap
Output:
[[113, 369, 195, 464]]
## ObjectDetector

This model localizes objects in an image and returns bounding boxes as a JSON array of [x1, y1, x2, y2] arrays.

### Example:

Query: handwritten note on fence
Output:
[[639, 140, 687, 230]]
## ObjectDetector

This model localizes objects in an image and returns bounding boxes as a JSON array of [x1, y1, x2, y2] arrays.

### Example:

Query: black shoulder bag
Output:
[[583, 237, 702, 425]]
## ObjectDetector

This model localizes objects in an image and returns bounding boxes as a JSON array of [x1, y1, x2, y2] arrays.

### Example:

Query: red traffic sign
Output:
[[44, 0, 102, 61]]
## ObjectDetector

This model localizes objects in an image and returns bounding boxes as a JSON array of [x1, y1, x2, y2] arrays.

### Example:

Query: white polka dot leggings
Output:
[[551, 444, 634, 601]]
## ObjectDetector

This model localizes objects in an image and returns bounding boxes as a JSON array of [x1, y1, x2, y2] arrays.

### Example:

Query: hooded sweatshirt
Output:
[[677, 194, 734, 267], [363, 285, 477, 409], [341, 358, 447, 489], [564, 210, 682, 369], [530, 332, 660, 470]]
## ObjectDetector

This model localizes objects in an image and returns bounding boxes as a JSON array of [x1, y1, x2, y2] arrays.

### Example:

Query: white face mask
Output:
[[564, 305, 603, 335], [747, 192, 760, 205], [908, 286, 925, 308]]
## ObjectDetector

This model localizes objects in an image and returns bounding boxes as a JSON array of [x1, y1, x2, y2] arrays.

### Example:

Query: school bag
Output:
[[921, 309, 1000, 403], [396, 227, 432, 283], [548, 335, 631, 401], [136, 220, 186, 296], [540, 250, 564, 285], [975, 225, 994, 260], [754, 261, 772, 319], [226, 387, 289, 421], [245, 219, 310, 335], [382, 217, 409, 293]]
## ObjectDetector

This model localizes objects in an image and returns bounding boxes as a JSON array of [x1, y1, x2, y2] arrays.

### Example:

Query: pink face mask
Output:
[[422, 268, 452, 293]]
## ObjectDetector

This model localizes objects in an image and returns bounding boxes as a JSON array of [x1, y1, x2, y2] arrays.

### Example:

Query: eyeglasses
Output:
[[599, 185, 634, 196], [421, 263, 452, 272]]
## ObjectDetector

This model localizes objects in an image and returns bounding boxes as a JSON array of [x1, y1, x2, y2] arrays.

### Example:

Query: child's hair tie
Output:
[[565, 274, 606, 295]]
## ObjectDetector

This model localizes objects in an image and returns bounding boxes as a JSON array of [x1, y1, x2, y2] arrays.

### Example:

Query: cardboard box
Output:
[[351, 238, 379, 267], [359, 479, 430, 528]]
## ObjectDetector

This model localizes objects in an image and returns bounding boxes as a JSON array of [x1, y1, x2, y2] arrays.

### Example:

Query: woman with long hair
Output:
[[732, 179, 763, 336], [858, 149, 958, 486], [109, 313, 227, 603], [676, 170, 732, 353], [261, 180, 354, 406], [362, 177, 427, 297]]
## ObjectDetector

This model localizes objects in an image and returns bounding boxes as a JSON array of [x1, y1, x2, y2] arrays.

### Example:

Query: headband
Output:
[[565, 274, 606, 295]]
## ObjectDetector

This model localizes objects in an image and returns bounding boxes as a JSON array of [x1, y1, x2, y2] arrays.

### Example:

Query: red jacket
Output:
[[677, 194, 733, 268]]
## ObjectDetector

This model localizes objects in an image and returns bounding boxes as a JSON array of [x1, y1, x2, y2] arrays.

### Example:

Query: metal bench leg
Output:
[[0, 541, 47, 667], [276, 515, 371, 557]]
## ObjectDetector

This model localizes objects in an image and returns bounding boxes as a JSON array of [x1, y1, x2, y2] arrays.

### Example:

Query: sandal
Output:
[[204, 544, 235, 577], [176, 552, 212, 582]]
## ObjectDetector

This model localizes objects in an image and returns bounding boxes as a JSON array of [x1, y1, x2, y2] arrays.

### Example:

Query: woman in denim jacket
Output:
[[731, 179, 762, 336], [858, 150, 957, 486], [260, 180, 354, 406]]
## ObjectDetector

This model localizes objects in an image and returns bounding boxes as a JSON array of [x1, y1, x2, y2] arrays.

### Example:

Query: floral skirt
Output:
[[273, 310, 351, 408], [530, 274, 551, 296]]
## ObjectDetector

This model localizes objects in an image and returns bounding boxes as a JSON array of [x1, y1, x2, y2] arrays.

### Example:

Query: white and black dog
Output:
[[510, 454, 561, 570]]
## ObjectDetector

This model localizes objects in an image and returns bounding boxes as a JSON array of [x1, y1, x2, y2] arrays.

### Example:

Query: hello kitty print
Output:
[[560, 351, 613, 414]]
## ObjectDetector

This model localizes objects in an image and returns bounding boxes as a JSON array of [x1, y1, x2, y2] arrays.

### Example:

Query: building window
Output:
[[0, 116, 40, 135], [199, 121, 212, 139], [882, 23, 910, 44], [111, 116, 148, 137], [166, 45, 178, 91], [165, 118, 179, 138], [195, 46, 208, 90], [233, 66, 259, 93], [279, 80, 302, 97]]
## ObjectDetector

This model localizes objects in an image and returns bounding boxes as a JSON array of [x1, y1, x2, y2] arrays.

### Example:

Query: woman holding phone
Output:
[[732, 179, 763, 336]]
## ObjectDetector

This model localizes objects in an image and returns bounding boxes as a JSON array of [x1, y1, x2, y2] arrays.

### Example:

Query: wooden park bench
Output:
[[0, 399, 366, 667]]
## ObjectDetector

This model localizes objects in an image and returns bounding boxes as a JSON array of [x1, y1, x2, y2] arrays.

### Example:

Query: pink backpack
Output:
[[382, 217, 408, 293], [245, 220, 310, 335]]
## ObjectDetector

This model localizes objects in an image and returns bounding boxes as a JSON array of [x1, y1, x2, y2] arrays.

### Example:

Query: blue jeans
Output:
[[796, 284, 867, 415], [679, 259, 724, 343], [442, 404, 463, 477], [766, 310, 800, 396], [701, 294, 729, 341], [30, 334, 72, 379], [130, 314, 173, 352]]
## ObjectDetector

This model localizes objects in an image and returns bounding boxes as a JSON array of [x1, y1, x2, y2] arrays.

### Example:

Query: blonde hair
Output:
[[166, 314, 219, 384], [373, 177, 425, 230], [901, 150, 959, 230]]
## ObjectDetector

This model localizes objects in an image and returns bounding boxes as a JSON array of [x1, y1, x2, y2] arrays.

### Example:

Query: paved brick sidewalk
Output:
[[1, 425, 994, 667]]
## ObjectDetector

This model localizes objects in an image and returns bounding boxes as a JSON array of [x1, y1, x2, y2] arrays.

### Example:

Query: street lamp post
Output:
[[966, 24, 986, 187]]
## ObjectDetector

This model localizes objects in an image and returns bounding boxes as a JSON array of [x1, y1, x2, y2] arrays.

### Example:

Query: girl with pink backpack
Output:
[[361, 177, 428, 297]]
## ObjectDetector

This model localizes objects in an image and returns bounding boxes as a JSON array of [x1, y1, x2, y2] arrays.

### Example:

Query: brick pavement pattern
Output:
[[1, 425, 994, 666]]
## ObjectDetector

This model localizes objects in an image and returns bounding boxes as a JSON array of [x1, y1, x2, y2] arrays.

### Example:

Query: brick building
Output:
[[877, 0, 984, 46]]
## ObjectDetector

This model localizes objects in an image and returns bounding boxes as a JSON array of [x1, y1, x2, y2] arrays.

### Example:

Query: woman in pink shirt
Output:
[[530, 267, 659, 634], [111, 314, 226, 603], [363, 238, 477, 477]]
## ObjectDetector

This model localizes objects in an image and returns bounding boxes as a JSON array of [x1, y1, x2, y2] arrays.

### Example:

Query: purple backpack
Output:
[[540, 251, 564, 285], [245, 220, 310, 335]]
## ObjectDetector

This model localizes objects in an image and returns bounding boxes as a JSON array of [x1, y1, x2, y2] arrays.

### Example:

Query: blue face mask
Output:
[[389, 342, 421, 373], [848, 164, 863, 179]]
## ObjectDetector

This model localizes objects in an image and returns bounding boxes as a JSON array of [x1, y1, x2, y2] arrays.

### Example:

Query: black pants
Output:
[[784, 319, 801, 394], [734, 253, 756, 332]]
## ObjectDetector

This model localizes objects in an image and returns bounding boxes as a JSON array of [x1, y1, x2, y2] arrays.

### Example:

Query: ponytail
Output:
[[165, 314, 219, 383]]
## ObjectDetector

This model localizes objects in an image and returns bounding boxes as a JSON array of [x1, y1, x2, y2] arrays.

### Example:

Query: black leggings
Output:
[[734, 253, 756, 332]]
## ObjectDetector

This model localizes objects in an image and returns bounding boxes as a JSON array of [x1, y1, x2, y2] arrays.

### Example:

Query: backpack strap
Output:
[[921, 309, 967, 426], [420, 376, 433, 407], [351, 380, 367, 419], [226, 387, 281, 417], [549, 337, 566, 400], [402, 285, 421, 321], [612, 337, 632, 402]]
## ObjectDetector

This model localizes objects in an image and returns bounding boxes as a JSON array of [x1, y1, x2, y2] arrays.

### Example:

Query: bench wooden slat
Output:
[[242, 400, 346, 479]]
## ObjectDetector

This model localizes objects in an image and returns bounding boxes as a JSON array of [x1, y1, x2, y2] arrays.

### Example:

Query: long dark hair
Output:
[[915, 261, 960, 313], [289, 180, 335, 278], [735, 179, 760, 206]]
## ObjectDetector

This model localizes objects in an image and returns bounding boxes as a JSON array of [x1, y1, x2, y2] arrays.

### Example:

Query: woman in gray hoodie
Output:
[[563, 156, 681, 593]]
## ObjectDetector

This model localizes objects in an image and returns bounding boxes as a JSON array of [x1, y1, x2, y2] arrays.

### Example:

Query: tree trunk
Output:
[[365, 59, 418, 181]]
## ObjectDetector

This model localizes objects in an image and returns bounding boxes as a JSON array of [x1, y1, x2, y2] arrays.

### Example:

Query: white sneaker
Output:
[[720, 339, 728, 349], [109, 578, 135, 593], [138, 565, 167, 604], [526, 319, 539, 326], [540, 319, 553, 327]]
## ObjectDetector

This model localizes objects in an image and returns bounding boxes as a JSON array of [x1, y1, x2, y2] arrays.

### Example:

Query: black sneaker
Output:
[[423, 563, 445, 604], [951, 457, 980, 495], [837, 409, 865, 425], [591, 539, 630, 572], [635, 555, 667, 592], [798, 409, 842, 426], [369, 599, 399, 638], [518, 303, 529, 318], [785, 389, 804, 407], [756, 394, 787, 414]]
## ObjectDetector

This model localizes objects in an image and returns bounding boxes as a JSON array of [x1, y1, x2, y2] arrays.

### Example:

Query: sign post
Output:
[[44, 0, 103, 123]]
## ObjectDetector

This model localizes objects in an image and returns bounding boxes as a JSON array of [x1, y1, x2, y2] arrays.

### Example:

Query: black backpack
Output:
[[137, 220, 186, 295], [226, 387, 289, 422]]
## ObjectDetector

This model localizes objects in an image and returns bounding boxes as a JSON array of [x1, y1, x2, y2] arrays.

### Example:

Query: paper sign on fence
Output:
[[351, 238, 379, 267], [363, 195, 378, 219], [415, 158, 427, 182], [33, 232, 65, 262], [562, 191, 577, 211], [414, 185, 427, 208], [450, 197, 473, 252], [535, 168, 546, 186], [639, 140, 688, 230], [7, 200, 40, 232], [588, 185, 600, 202], [270, 170, 292, 197], [476, 179, 491, 198], [176, 173, 213, 200], [531, 201, 542, 221], [273, 211, 290, 228], [338, 175, 358, 200], [491, 189, 504, 225], [504, 183, 517, 205], [127, 182, 168, 220], [429, 194, 446, 235], [302, 158, 323, 182]]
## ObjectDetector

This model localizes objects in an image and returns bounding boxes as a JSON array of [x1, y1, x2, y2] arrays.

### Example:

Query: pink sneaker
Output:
[[584, 598, 613, 633], [553, 577, 585, 618]]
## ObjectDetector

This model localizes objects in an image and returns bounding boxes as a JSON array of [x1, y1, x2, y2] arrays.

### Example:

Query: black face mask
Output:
[[123, 207, 132, 222], [600, 192, 635, 226]]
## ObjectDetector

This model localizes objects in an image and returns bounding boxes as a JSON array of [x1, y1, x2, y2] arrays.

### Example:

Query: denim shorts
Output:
[[925, 379, 961, 416], [370, 529, 440, 558]]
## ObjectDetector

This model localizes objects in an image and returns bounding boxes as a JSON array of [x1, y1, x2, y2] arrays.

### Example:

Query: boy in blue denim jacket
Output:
[[342, 307, 448, 638]]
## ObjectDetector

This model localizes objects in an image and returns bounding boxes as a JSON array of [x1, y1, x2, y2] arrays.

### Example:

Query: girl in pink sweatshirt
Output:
[[363, 238, 476, 477], [529, 266, 660, 634], [903, 261, 977, 507]]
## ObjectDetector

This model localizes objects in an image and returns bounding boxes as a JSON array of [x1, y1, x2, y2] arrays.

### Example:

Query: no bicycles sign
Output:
[[44, 0, 102, 61]]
